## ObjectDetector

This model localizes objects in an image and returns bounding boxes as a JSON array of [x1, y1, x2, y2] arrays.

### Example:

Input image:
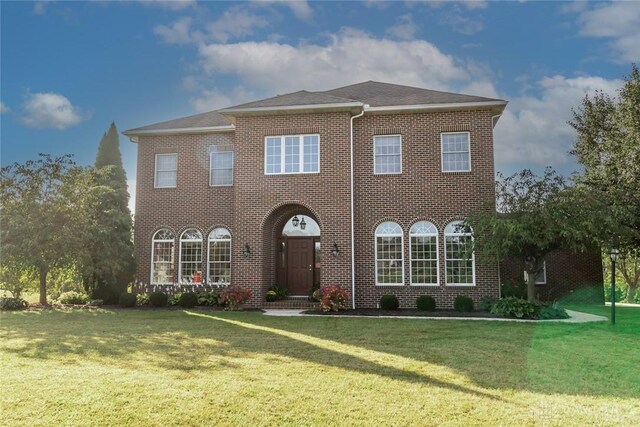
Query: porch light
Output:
[[292, 215, 300, 227], [243, 243, 251, 258], [300, 217, 307, 230], [332, 242, 340, 257], [608, 248, 620, 325]]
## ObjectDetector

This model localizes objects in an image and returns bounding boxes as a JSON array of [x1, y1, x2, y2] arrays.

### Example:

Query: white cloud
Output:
[[207, 7, 269, 43], [570, 1, 640, 62], [386, 14, 418, 41], [127, 179, 136, 215], [139, 0, 196, 11], [33, 1, 51, 15], [494, 75, 622, 171], [0, 102, 9, 114], [253, 0, 313, 20], [197, 28, 478, 95], [190, 86, 255, 112], [20, 92, 87, 130], [154, 17, 196, 44]]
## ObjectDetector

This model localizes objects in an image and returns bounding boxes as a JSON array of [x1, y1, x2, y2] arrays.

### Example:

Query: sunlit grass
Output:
[[1, 306, 638, 426]]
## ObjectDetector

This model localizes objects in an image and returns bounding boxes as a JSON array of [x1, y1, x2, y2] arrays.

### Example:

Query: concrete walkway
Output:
[[262, 308, 607, 323]]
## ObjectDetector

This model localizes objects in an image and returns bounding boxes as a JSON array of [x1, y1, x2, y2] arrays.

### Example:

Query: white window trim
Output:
[[207, 228, 232, 286], [178, 229, 203, 284], [444, 222, 476, 287], [154, 153, 177, 188], [409, 222, 439, 286], [375, 222, 404, 286], [264, 134, 320, 175], [150, 230, 175, 285], [373, 134, 402, 175], [441, 132, 471, 173], [524, 261, 547, 285], [209, 151, 234, 187]]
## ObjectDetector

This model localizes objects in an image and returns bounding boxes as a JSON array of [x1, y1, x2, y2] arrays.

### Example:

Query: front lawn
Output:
[[1, 306, 638, 426]]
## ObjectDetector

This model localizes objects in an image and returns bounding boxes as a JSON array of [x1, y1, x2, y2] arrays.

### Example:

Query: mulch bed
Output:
[[26, 303, 262, 312], [302, 308, 504, 318]]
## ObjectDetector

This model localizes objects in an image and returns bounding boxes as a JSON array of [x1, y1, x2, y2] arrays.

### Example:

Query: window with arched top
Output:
[[375, 221, 404, 286], [151, 229, 175, 284], [179, 229, 203, 283], [208, 228, 231, 285], [444, 221, 475, 286], [410, 221, 439, 286]]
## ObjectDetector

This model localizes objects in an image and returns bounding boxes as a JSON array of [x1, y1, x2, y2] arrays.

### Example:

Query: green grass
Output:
[[1, 306, 639, 426]]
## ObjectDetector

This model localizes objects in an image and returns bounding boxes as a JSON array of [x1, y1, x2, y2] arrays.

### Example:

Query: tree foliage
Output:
[[570, 63, 640, 300], [80, 123, 135, 304], [0, 155, 99, 304], [466, 168, 597, 302]]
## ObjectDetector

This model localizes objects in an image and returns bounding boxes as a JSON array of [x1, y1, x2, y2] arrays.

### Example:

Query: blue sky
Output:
[[1, 1, 639, 211]]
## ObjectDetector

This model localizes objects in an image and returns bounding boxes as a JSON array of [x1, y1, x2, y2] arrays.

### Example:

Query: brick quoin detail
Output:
[[132, 109, 502, 308]]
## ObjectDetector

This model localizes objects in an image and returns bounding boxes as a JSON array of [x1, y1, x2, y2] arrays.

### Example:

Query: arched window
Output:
[[444, 221, 474, 286], [208, 228, 231, 285], [179, 229, 203, 283], [410, 221, 439, 285], [151, 229, 175, 284], [375, 221, 403, 285]]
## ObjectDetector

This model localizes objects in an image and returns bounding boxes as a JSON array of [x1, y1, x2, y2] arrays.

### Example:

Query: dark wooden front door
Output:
[[287, 237, 314, 295]]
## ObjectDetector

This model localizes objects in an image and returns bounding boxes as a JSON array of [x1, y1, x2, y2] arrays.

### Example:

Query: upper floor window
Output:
[[151, 229, 175, 284], [210, 150, 234, 186], [155, 153, 177, 188], [374, 135, 402, 174], [444, 221, 474, 286], [375, 221, 404, 286], [265, 134, 319, 175], [410, 221, 439, 286], [441, 132, 470, 172]]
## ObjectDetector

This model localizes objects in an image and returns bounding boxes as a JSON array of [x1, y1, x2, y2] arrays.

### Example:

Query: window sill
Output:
[[375, 283, 404, 287], [445, 283, 476, 287], [410, 284, 440, 287]]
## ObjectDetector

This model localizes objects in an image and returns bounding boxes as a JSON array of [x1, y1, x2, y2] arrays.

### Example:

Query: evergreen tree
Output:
[[81, 122, 135, 303]]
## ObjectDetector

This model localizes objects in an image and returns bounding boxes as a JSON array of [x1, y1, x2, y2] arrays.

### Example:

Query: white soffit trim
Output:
[[219, 102, 364, 115], [365, 100, 508, 113], [123, 125, 236, 142]]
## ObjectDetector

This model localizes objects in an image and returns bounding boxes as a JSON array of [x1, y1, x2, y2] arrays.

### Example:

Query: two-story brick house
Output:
[[123, 81, 509, 308]]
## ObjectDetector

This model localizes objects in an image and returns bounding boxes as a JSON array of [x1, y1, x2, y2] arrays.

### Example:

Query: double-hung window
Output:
[[441, 132, 471, 172], [444, 221, 475, 286], [210, 150, 234, 186], [374, 135, 402, 174], [265, 135, 319, 174], [524, 261, 547, 284], [375, 222, 404, 285], [179, 229, 203, 283], [410, 221, 439, 286], [208, 228, 231, 285], [151, 229, 175, 284], [155, 153, 177, 188]]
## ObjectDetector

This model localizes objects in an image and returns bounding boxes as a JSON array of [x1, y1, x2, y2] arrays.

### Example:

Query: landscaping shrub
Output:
[[118, 292, 137, 308], [479, 296, 498, 312], [196, 291, 218, 306], [453, 295, 474, 312], [380, 295, 400, 310], [500, 280, 527, 299], [178, 292, 198, 308], [219, 286, 253, 310], [312, 285, 348, 312], [266, 284, 287, 302], [539, 302, 570, 320], [88, 299, 104, 306], [416, 295, 436, 311], [168, 293, 181, 306], [0, 296, 29, 311], [136, 293, 150, 306], [491, 297, 540, 319], [57, 291, 89, 305], [149, 292, 168, 307]]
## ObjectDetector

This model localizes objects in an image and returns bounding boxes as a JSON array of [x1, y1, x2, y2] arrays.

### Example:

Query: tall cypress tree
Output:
[[82, 122, 135, 303]]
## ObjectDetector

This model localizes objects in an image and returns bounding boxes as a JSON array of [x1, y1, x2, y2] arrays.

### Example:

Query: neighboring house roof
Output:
[[124, 81, 507, 138]]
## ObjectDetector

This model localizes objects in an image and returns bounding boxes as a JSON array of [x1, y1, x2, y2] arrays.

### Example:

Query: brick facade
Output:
[[132, 107, 501, 308]]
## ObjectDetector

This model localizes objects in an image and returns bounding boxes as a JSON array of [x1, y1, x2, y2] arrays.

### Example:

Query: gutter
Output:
[[122, 125, 236, 143], [365, 100, 507, 114], [349, 105, 367, 309], [219, 102, 363, 115]]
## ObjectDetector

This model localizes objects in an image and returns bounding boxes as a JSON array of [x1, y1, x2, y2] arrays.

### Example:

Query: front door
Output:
[[287, 237, 314, 296]]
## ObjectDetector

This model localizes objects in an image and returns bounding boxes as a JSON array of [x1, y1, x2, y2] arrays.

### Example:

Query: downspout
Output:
[[491, 113, 503, 298], [350, 106, 366, 309]]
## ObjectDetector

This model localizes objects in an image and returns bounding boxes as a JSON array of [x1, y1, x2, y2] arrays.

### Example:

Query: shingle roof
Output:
[[322, 81, 503, 107], [124, 81, 506, 135], [123, 110, 232, 134]]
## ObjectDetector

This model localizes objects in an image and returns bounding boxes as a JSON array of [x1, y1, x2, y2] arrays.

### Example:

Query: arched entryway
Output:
[[277, 215, 321, 296]]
